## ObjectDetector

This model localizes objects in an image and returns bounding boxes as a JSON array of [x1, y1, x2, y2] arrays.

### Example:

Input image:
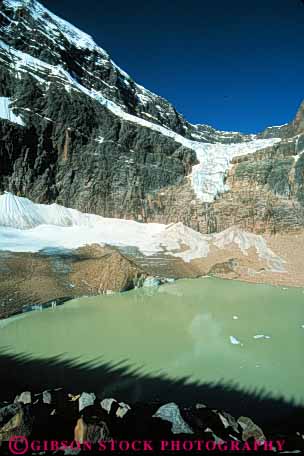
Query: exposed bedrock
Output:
[[0, 0, 304, 234], [146, 133, 304, 233]]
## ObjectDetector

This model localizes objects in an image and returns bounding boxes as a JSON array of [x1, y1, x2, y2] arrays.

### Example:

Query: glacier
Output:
[[0, 0, 283, 203], [0, 39, 281, 203], [190, 137, 281, 202], [0, 193, 285, 270]]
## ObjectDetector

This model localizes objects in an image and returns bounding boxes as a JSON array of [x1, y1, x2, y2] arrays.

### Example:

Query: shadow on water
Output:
[[0, 349, 303, 433]]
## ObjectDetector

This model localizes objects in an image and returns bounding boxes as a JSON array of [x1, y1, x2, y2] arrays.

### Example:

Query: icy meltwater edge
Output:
[[1, 278, 303, 405]]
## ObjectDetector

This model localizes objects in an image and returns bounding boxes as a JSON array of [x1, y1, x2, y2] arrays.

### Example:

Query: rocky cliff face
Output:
[[0, 0, 303, 232], [145, 131, 304, 233]]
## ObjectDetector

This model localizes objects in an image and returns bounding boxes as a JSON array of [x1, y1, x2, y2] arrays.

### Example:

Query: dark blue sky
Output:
[[42, 0, 304, 133]]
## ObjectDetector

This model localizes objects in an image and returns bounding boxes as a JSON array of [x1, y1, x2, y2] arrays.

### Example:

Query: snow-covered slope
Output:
[[0, 192, 101, 228], [2, 0, 109, 54], [212, 227, 285, 272], [0, 193, 285, 271]]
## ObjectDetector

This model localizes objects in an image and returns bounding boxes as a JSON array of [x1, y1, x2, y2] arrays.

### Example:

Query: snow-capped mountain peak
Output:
[[2, 0, 302, 231], [2, 0, 107, 54], [0, 0, 260, 143]]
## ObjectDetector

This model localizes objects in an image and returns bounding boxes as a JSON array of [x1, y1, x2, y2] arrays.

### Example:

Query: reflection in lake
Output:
[[1, 278, 303, 404]]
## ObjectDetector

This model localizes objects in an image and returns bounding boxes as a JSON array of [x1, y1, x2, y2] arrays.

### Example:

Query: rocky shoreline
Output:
[[0, 389, 303, 455]]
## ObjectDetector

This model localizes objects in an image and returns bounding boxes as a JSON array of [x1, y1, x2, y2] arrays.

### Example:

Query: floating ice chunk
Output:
[[229, 336, 241, 345], [233, 315, 239, 320], [143, 276, 161, 287], [253, 335, 271, 339]]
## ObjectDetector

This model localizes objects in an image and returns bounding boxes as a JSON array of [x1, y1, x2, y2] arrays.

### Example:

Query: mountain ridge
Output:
[[1, 0, 298, 141], [0, 0, 304, 233]]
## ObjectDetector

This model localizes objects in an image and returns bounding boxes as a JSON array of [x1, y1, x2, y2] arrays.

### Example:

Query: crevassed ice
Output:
[[190, 138, 281, 202]]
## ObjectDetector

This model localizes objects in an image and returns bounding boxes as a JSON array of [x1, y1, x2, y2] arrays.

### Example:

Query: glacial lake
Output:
[[1, 278, 304, 421]]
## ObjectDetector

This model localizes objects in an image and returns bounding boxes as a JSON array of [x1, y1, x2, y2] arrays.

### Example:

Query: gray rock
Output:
[[100, 398, 116, 414], [195, 403, 207, 409], [0, 404, 33, 441], [15, 391, 31, 404], [0, 403, 20, 425], [79, 392, 96, 412], [116, 402, 131, 419], [100, 398, 131, 418], [87, 421, 111, 443], [218, 411, 239, 433], [237, 416, 266, 442], [152, 403, 193, 434], [43, 391, 52, 404]]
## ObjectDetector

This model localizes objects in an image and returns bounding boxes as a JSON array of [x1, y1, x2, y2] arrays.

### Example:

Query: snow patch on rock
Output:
[[213, 227, 286, 272], [151, 222, 210, 262], [0, 97, 24, 125]]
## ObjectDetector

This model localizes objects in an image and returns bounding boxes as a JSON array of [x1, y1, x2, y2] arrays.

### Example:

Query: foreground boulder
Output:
[[0, 390, 302, 454], [0, 403, 33, 441]]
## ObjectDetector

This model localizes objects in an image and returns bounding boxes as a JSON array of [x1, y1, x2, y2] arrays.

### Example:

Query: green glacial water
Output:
[[1, 278, 304, 405]]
